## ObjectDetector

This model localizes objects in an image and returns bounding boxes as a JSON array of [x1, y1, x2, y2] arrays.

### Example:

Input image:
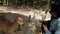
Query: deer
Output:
[[0, 14, 23, 34]]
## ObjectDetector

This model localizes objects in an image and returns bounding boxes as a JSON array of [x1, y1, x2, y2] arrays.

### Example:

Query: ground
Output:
[[0, 6, 50, 34]]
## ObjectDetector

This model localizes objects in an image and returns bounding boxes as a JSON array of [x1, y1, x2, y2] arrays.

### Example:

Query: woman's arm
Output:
[[44, 25, 52, 34]]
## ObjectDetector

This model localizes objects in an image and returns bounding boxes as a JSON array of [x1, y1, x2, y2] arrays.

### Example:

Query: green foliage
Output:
[[0, 0, 51, 7], [0, 0, 3, 5]]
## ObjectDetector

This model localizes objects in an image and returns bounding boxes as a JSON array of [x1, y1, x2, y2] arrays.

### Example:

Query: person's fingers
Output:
[[43, 25, 48, 31]]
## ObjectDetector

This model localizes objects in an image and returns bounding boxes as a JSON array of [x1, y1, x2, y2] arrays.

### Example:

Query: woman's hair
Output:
[[50, 0, 60, 17]]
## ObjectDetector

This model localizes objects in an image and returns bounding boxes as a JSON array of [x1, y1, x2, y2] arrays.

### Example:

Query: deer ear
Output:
[[14, 15, 19, 22]]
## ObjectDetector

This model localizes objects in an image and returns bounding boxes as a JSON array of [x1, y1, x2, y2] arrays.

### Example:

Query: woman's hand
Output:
[[44, 25, 48, 31]]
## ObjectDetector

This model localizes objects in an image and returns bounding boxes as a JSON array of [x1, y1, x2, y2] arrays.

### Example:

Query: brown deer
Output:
[[0, 15, 21, 34]]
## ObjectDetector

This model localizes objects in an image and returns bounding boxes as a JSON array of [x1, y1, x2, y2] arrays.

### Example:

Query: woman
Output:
[[44, 0, 60, 34]]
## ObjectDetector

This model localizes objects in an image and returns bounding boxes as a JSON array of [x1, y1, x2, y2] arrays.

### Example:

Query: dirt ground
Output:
[[0, 6, 50, 34]]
